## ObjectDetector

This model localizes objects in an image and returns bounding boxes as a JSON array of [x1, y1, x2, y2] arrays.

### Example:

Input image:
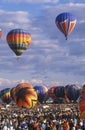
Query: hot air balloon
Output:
[[55, 12, 76, 40], [65, 84, 80, 102], [48, 86, 57, 99], [78, 96, 85, 119], [10, 87, 16, 101], [6, 29, 32, 56], [54, 86, 65, 98], [0, 88, 12, 104], [34, 85, 48, 103], [81, 85, 85, 99], [14, 83, 38, 108], [78, 85, 85, 119], [78, 98, 85, 113]]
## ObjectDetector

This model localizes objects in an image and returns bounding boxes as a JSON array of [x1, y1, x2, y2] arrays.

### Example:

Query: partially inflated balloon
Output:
[[54, 86, 65, 98], [55, 12, 76, 40], [81, 85, 85, 99], [6, 29, 32, 56], [34, 85, 48, 103], [64, 84, 80, 101], [10, 87, 16, 101], [78, 99, 85, 113], [48, 86, 57, 99], [14, 83, 38, 108], [78, 85, 85, 119]]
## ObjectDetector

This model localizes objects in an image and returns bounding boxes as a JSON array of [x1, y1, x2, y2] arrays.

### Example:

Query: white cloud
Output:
[[0, 10, 30, 28], [0, 2, 84, 86], [0, 78, 17, 89]]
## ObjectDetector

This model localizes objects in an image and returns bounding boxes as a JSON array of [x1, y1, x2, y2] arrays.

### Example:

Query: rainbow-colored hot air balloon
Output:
[[55, 12, 76, 40], [6, 29, 32, 56], [0, 88, 12, 104]]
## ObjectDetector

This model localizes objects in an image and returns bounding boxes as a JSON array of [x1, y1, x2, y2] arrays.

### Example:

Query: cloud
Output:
[[0, 78, 18, 89], [0, 0, 85, 4], [0, 77, 65, 89], [0, 2, 84, 86], [0, 0, 59, 3], [0, 10, 31, 29]]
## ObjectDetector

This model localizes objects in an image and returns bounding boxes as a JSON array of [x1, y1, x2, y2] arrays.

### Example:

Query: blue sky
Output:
[[0, 0, 85, 89]]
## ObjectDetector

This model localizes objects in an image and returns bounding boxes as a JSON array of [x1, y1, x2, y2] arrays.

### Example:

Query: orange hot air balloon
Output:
[[14, 83, 38, 108], [78, 85, 85, 119], [78, 99, 85, 113]]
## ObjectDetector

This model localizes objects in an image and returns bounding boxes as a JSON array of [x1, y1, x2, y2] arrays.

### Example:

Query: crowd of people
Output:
[[0, 103, 85, 130]]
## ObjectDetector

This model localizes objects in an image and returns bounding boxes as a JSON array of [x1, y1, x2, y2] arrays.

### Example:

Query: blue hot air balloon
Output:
[[55, 12, 76, 40], [54, 86, 65, 98], [34, 85, 48, 103], [64, 84, 80, 102]]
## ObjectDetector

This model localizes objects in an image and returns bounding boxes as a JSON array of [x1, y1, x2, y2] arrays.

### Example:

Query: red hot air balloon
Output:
[[48, 86, 57, 99]]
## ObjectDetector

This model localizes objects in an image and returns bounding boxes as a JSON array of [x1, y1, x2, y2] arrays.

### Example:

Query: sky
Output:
[[0, 0, 85, 89]]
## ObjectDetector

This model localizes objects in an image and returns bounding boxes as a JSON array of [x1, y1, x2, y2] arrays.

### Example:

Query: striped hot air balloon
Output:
[[6, 29, 32, 56], [0, 88, 12, 104]]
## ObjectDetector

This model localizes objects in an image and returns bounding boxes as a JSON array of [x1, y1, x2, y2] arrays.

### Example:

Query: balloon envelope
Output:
[[13, 83, 38, 108], [6, 29, 32, 56], [78, 85, 85, 116], [54, 86, 65, 98], [34, 85, 48, 103], [65, 84, 80, 101], [55, 12, 76, 40], [48, 86, 57, 99], [0, 88, 12, 104], [10, 87, 16, 101]]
